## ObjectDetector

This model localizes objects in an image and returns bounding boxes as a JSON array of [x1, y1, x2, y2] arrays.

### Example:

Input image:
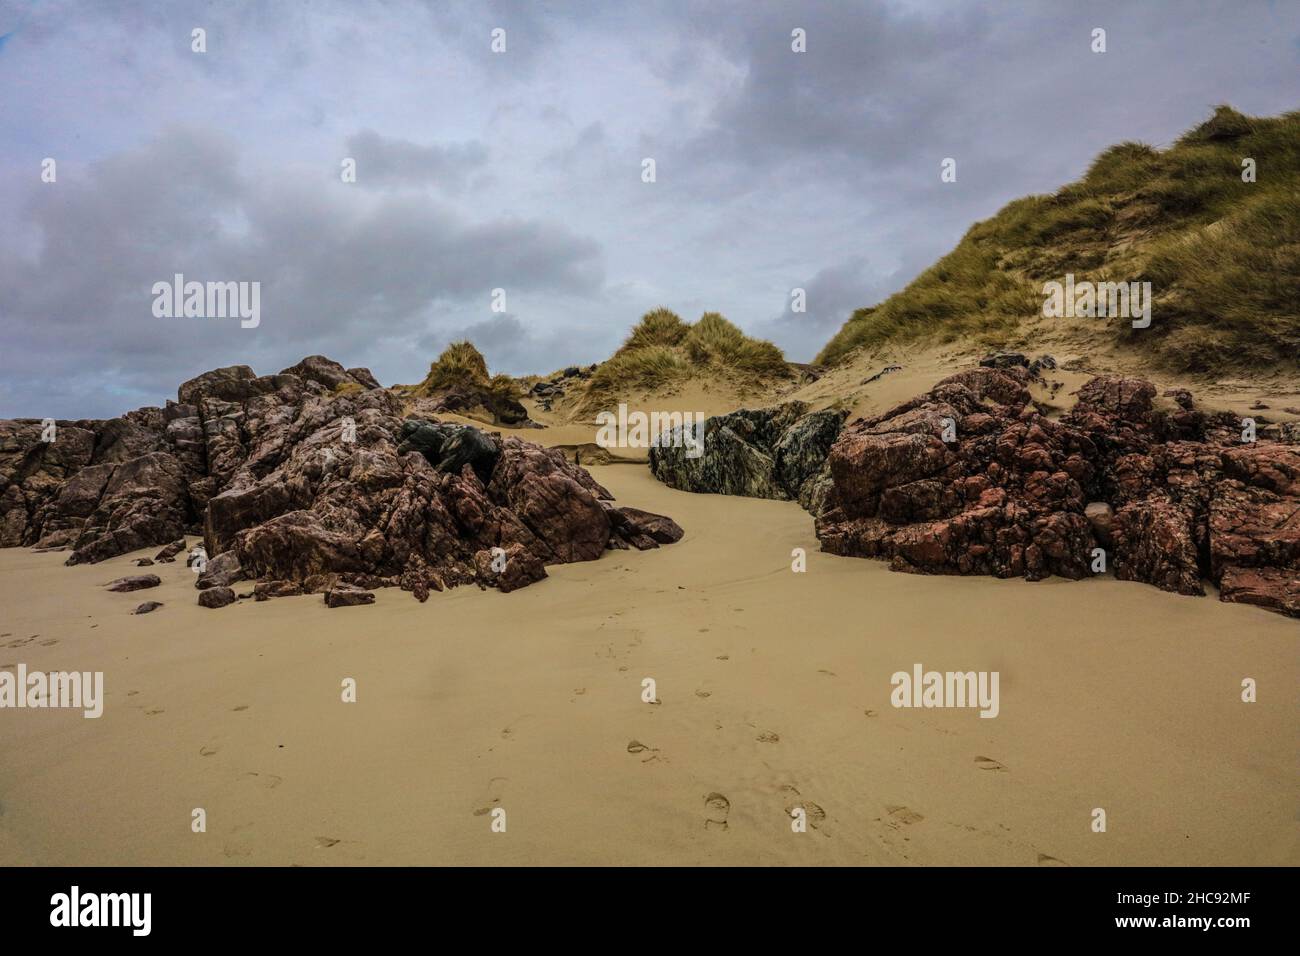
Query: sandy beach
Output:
[[1, 459, 1294, 867]]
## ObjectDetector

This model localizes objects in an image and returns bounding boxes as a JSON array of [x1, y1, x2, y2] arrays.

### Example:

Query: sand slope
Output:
[[1, 462, 1295, 867]]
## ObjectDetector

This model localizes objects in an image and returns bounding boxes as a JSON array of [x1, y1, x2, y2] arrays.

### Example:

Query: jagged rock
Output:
[[649, 402, 846, 508], [1218, 567, 1299, 617], [810, 368, 1299, 615], [133, 601, 163, 614], [863, 365, 902, 384], [606, 505, 685, 550], [324, 583, 375, 607], [414, 381, 531, 427], [397, 420, 500, 481], [0, 356, 673, 599], [134, 558, 155, 566], [979, 352, 1029, 369], [195, 549, 241, 589], [280, 355, 378, 393], [155, 539, 186, 561], [105, 574, 161, 592], [197, 586, 237, 609], [253, 580, 304, 601], [65, 452, 190, 565], [473, 543, 547, 593], [1085, 501, 1114, 546], [348, 367, 382, 390]]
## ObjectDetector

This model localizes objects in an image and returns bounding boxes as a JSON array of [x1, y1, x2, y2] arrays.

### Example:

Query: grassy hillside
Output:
[[816, 106, 1300, 373], [576, 308, 790, 412]]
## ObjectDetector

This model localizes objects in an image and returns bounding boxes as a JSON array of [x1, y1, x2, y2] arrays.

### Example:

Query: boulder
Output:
[[253, 580, 304, 601], [195, 549, 242, 589], [197, 586, 237, 609], [324, 583, 375, 608], [649, 402, 846, 508], [105, 574, 161, 592]]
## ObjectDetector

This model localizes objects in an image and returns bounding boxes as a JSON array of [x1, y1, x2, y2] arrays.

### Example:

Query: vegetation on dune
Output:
[[816, 106, 1300, 373], [419, 340, 492, 392], [578, 308, 791, 412], [409, 341, 523, 406], [684, 312, 790, 375]]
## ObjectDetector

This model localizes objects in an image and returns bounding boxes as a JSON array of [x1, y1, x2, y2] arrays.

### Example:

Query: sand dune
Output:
[[1, 460, 1294, 866]]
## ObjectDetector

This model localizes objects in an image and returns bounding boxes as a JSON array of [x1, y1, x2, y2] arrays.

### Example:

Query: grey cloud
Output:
[[0, 125, 604, 417], [3, 0, 1299, 418], [344, 129, 489, 190]]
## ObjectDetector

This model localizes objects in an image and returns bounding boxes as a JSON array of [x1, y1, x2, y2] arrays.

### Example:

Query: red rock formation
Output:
[[0, 356, 682, 600], [816, 368, 1299, 617]]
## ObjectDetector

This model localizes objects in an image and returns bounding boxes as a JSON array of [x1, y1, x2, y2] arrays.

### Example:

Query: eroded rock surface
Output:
[[814, 368, 1299, 617], [649, 401, 847, 512], [1, 356, 683, 600]]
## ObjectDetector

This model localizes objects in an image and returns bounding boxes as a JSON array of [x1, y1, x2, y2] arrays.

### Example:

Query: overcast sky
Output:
[[2, 0, 1298, 419]]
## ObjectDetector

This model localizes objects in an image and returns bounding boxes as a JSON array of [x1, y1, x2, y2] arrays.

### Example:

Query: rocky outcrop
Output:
[[526, 365, 595, 413], [1, 356, 683, 601], [649, 402, 847, 512], [814, 367, 1300, 617]]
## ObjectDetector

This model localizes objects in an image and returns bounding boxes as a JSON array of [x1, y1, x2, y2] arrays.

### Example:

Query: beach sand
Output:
[[0, 461, 1295, 866]]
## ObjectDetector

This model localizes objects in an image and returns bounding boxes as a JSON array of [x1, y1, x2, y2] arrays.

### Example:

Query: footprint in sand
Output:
[[704, 792, 731, 831], [785, 801, 827, 829], [884, 805, 924, 828], [500, 714, 535, 740], [864, 709, 878, 717], [626, 740, 661, 762], [715, 654, 728, 660], [974, 756, 1008, 772], [472, 776, 508, 816], [1036, 852, 1069, 867], [199, 744, 219, 757], [755, 731, 780, 743], [39, 639, 58, 646], [315, 836, 340, 848], [144, 708, 164, 716], [818, 669, 837, 677], [232, 705, 249, 712], [695, 689, 711, 698], [241, 772, 283, 790], [126, 690, 140, 697]]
